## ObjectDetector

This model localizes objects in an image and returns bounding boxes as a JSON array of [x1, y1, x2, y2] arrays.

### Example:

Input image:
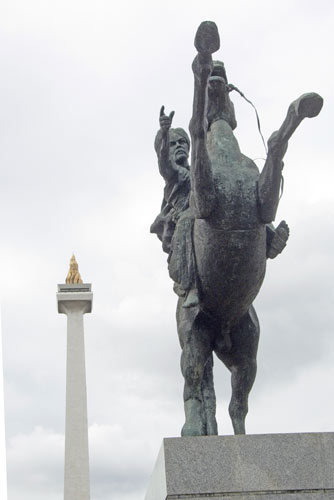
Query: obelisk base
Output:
[[145, 433, 334, 500]]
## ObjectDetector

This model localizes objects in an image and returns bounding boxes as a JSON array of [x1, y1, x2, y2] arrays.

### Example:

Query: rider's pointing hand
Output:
[[160, 105, 175, 132]]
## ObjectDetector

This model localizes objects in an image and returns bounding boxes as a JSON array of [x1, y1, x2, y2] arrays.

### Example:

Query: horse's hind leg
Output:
[[216, 306, 259, 434], [177, 301, 215, 436], [201, 354, 218, 435]]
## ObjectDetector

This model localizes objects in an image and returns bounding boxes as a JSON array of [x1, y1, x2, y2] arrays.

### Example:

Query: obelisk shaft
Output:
[[64, 305, 90, 500], [57, 281, 92, 500]]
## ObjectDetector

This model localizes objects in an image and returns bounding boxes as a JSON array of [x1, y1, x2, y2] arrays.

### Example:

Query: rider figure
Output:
[[150, 107, 200, 308]]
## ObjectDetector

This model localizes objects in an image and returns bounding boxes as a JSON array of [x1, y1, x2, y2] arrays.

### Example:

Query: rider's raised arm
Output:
[[154, 106, 175, 181]]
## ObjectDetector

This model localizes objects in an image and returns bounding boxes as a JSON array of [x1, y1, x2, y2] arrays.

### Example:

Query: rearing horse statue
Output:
[[151, 21, 323, 436]]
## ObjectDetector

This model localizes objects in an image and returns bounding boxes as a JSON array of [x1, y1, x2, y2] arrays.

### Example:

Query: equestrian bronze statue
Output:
[[151, 21, 323, 436]]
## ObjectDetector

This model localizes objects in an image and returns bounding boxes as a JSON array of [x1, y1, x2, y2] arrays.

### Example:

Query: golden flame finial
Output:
[[66, 254, 83, 284]]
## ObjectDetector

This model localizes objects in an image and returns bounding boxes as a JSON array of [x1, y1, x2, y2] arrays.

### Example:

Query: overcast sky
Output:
[[0, 0, 333, 499]]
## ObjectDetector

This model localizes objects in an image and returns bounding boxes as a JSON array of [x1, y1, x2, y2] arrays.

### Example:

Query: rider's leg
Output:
[[177, 302, 214, 436], [215, 305, 259, 434], [180, 216, 200, 308], [168, 213, 200, 308], [258, 93, 323, 223]]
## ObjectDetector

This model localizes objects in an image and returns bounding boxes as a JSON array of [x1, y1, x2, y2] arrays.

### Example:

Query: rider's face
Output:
[[169, 133, 189, 165]]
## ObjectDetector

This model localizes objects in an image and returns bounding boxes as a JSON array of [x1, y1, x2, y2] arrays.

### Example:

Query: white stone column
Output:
[[57, 283, 93, 500]]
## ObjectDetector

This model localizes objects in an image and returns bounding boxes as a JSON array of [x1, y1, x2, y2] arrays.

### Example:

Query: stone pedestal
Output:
[[57, 283, 93, 500], [145, 433, 334, 500]]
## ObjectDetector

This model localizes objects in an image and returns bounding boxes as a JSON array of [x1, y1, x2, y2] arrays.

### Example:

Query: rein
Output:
[[227, 83, 284, 199]]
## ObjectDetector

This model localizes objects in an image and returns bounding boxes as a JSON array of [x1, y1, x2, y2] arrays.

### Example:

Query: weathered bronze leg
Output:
[[201, 354, 218, 435], [188, 22, 219, 219], [258, 93, 323, 223], [177, 301, 214, 436], [216, 306, 259, 434], [229, 361, 257, 434]]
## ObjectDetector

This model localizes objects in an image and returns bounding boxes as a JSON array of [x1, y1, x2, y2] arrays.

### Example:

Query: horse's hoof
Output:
[[293, 92, 323, 119], [181, 423, 204, 436], [194, 21, 220, 54], [205, 417, 218, 435], [182, 399, 206, 436]]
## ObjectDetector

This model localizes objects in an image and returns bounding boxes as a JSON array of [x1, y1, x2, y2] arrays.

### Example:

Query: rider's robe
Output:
[[150, 159, 197, 294]]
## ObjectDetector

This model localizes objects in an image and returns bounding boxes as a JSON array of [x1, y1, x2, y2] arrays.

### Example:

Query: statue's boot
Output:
[[267, 220, 290, 259], [183, 288, 200, 308]]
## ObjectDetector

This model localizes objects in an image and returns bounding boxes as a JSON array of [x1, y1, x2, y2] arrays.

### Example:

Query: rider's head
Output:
[[154, 127, 190, 166], [207, 61, 237, 130], [169, 128, 190, 165]]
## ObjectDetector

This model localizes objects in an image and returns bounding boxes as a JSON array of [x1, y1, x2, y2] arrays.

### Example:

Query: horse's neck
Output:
[[207, 119, 242, 167]]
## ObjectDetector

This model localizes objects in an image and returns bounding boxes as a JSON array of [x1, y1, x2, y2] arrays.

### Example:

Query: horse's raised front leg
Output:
[[258, 92, 323, 223], [177, 300, 216, 436], [215, 305, 260, 434], [189, 21, 220, 219]]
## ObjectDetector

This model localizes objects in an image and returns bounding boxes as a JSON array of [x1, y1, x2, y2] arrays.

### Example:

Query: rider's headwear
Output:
[[154, 127, 190, 154], [170, 128, 190, 148]]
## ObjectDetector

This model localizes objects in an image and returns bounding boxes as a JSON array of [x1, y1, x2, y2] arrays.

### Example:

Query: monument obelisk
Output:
[[57, 255, 92, 500]]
